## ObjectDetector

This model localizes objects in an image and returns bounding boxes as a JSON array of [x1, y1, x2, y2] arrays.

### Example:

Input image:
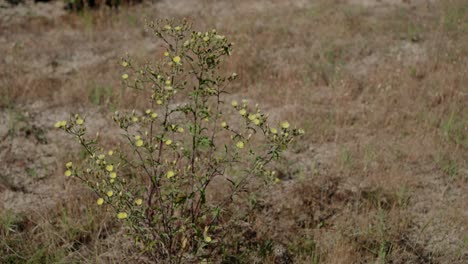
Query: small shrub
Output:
[[55, 19, 303, 262]]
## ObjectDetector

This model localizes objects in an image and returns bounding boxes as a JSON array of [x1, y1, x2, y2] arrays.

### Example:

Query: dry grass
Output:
[[1, 0, 467, 263]]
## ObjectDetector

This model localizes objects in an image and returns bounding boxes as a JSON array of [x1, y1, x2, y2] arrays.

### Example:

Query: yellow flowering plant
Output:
[[56, 19, 303, 262]]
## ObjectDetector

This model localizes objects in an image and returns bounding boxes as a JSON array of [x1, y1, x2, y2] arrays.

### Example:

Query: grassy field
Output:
[[0, 0, 467, 263]]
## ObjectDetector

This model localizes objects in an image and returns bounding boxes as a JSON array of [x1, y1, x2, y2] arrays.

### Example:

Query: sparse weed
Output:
[[55, 19, 303, 262]]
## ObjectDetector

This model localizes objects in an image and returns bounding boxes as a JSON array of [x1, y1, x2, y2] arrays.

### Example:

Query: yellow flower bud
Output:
[[166, 170, 175, 179], [136, 139, 144, 147], [110, 172, 117, 179], [97, 198, 104, 205], [135, 198, 143, 205], [122, 74, 129, 80], [106, 165, 113, 172], [173, 56, 181, 64], [65, 170, 72, 177], [107, 190, 113, 197], [66, 162, 73, 168], [117, 212, 128, 219]]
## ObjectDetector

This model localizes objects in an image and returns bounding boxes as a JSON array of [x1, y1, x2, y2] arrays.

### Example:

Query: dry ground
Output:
[[0, 0, 467, 263]]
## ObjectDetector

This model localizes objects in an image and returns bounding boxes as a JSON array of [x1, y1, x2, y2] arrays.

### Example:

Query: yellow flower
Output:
[[54, 120, 67, 128], [66, 162, 73, 168], [110, 172, 117, 179], [298, 128, 305, 134], [236, 141, 244, 149], [151, 113, 158, 119], [231, 100, 238, 107], [274, 178, 281, 184], [98, 154, 105, 160], [122, 74, 129, 80], [221, 121, 227, 128], [253, 119, 260, 125], [173, 56, 181, 64], [109, 179, 115, 183], [203, 226, 212, 242], [76, 118, 84, 125], [239, 109, 247, 116], [166, 170, 175, 179], [136, 139, 144, 147], [177, 127, 184, 133], [106, 165, 113, 172], [64, 170, 72, 177], [145, 109, 151, 114], [121, 61, 128, 67], [175, 26, 181, 31], [165, 139, 172, 145], [165, 80, 171, 85], [107, 190, 113, 197], [132, 117, 139, 122], [164, 25, 171, 30], [164, 51, 169, 57], [270, 128, 278, 134], [135, 198, 143, 205], [203, 36, 210, 42], [108, 150, 113, 156], [281, 121, 290, 129], [117, 212, 128, 219], [248, 114, 256, 121], [156, 99, 163, 105], [97, 198, 104, 205]]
